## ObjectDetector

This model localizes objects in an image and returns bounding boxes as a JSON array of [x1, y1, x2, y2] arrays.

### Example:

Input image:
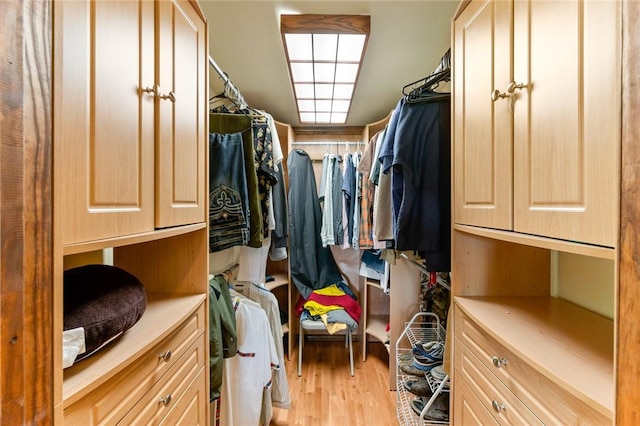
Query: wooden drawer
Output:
[[455, 337, 542, 425], [118, 334, 206, 424], [454, 306, 611, 425], [453, 373, 500, 426], [64, 303, 205, 425], [159, 368, 208, 425]]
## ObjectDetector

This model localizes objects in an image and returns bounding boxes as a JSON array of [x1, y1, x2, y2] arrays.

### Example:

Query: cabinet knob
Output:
[[507, 81, 527, 93], [491, 400, 506, 413], [491, 89, 509, 102], [141, 85, 158, 97], [491, 356, 508, 368], [159, 90, 177, 103], [159, 394, 172, 406], [158, 350, 172, 362]]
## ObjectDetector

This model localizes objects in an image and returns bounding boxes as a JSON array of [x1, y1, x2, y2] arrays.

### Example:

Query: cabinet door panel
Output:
[[54, 0, 155, 244], [156, 0, 206, 228], [513, 0, 620, 246], [453, 0, 513, 230]]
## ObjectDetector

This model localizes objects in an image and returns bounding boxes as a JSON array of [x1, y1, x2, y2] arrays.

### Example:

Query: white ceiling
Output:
[[200, 1, 460, 127]]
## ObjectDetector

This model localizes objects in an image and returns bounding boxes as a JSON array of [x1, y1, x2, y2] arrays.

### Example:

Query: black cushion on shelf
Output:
[[63, 264, 147, 364]]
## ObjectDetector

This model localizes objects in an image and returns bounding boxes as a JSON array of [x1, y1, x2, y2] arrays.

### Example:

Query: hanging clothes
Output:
[[287, 150, 343, 300], [351, 151, 362, 249], [269, 165, 288, 261], [208, 132, 250, 252], [357, 130, 383, 248], [220, 291, 279, 426], [251, 121, 279, 238], [319, 153, 336, 246], [390, 97, 451, 272], [342, 153, 356, 246], [319, 153, 344, 247], [237, 283, 292, 410], [210, 113, 263, 248], [208, 275, 237, 401]]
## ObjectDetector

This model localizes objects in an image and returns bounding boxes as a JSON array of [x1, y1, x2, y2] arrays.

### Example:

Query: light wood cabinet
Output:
[[52, 0, 209, 424], [451, 0, 621, 423], [55, 0, 206, 246], [453, 0, 620, 248]]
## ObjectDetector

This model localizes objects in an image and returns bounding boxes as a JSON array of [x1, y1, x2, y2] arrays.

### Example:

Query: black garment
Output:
[[270, 166, 288, 254], [342, 154, 356, 246], [393, 97, 451, 272], [287, 150, 343, 299]]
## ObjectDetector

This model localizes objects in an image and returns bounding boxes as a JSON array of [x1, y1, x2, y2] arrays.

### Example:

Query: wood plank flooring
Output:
[[270, 340, 398, 426]]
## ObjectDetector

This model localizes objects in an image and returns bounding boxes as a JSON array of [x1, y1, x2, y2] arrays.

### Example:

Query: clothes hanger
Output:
[[402, 49, 452, 104]]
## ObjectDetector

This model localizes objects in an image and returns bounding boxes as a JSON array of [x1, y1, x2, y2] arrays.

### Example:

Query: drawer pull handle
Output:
[[158, 350, 173, 362], [491, 400, 506, 413], [159, 394, 172, 406], [491, 356, 507, 368]]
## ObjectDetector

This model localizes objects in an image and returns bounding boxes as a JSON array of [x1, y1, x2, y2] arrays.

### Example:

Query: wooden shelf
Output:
[[453, 224, 615, 260], [455, 295, 614, 415], [265, 272, 288, 292], [63, 293, 206, 405], [63, 223, 206, 256], [366, 278, 383, 290], [365, 314, 389, 344]]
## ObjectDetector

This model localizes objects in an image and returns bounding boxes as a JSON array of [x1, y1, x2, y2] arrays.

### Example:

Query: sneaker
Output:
[[403, 378, 433, 397], [400, 364, 428, 377], [410, 394, 449, 421]]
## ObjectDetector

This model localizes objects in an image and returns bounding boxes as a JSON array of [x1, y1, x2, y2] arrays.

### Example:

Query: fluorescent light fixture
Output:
[[281, 14, 370, 125]]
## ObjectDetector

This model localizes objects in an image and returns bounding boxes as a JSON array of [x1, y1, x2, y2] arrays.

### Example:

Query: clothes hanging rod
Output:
[[209, 54, 229, 85], [208, 54, 247, 109], [398, 253, 451, 291], [291, 141, 363, 145]]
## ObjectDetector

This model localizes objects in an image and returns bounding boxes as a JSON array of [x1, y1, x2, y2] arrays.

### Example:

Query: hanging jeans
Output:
[[209, 132, 250, 252]]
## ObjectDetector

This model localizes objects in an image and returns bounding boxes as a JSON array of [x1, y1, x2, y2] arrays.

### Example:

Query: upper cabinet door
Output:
[[453, 0, 514, 230], [155, 0, 207, 228], [54, 1, 155, 245], [512, 0, 620, 247]]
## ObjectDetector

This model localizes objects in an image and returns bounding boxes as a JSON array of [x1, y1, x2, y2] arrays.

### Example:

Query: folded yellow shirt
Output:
[[304, 300, 343, 317], [313, 284, 346, 297]]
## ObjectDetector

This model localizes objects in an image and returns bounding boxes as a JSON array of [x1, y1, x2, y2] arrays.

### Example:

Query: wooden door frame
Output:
[[618, 0, 640, 423], [0, 1, 53, 423]]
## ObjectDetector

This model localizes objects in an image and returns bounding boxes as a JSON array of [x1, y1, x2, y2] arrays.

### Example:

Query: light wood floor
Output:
[[270, 339, 398, 426]]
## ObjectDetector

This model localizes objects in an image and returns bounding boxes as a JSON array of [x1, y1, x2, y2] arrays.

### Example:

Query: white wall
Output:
[[551, 251, 615, 319]]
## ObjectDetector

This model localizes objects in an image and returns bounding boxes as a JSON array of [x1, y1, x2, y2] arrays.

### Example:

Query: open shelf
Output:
[[63, 293, 206, 405], [366, 315, 389, 346], [265, 272, 289, 292], [455, 295, 614, 415]]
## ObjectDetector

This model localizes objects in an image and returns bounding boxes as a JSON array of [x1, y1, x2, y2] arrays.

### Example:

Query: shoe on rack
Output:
[[412, 341, 444, 363], [412, 358, 442, 372], [410, 393, 449, 422], [400, 363, 428, 377], [403, 378, 433, 397], [430, 365, 447, 381]]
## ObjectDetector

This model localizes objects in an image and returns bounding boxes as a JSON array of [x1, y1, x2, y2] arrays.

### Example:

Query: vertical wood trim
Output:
[[618, 1, 640, 423], [0, 0, 53, 424]]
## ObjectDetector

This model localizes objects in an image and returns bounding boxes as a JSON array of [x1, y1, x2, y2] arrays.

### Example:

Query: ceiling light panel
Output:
[[281, 14, 370, 125]]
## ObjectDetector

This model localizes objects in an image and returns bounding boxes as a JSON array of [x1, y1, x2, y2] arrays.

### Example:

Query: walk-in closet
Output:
[[3, 0, 640, 425]]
